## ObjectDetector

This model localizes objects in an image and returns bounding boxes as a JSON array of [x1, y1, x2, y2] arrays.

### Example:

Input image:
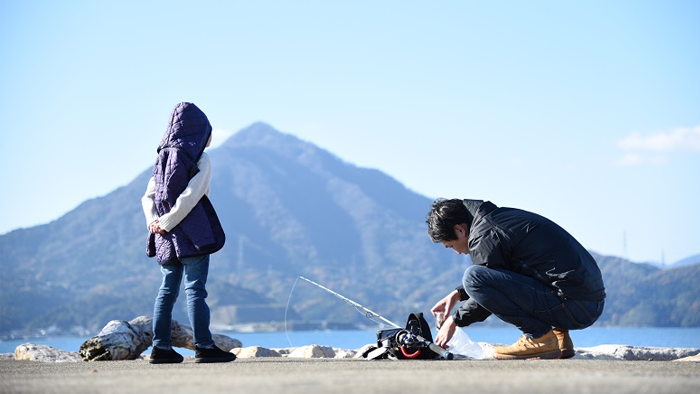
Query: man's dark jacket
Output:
[[452, 200, 606, 327], [146, 102, 225, 265]]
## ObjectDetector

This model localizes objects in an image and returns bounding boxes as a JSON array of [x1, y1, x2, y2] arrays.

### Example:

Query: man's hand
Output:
[[430, 290, 460, 319], [431, 290, 461, 348], [434, 315, 457, 348]]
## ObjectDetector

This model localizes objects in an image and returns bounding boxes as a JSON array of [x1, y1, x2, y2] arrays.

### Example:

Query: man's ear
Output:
[[453, 224, 468, 238]]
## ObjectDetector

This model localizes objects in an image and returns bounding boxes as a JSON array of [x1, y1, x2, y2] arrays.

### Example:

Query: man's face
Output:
[[441, 224, 470, 255]]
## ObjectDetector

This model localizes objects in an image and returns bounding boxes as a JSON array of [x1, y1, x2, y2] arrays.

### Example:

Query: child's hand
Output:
[[149, 220, 167, 234]]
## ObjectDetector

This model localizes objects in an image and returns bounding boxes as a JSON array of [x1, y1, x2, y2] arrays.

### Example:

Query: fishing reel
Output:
[[370, 328, 453, 360], [395, 329, 423, 358], [394, 329, 453, 360], [367, 312, 454, 360]]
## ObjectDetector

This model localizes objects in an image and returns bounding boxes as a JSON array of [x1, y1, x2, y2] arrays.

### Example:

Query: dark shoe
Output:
[[493, 330, 562, 360], [195, 345, 237, 363], [149, 347, 184, 364], [553, 328, 576, 359]]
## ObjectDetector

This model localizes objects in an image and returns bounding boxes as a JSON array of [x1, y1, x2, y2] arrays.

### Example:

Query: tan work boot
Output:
[[493, 330, 561, 360], [552, 328, 575, 359]]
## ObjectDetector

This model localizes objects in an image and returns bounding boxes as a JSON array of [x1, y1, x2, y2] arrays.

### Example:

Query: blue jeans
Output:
[[462, 265, 604, 338], [152, 254, 214, 349]]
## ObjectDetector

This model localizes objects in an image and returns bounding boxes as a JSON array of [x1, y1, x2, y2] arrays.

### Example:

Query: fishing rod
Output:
[[287, 276, 453, 360], [298, 276, 402, 329]]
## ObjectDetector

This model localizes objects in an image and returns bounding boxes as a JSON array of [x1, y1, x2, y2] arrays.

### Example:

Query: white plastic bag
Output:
[[445, 327, 485, 359]]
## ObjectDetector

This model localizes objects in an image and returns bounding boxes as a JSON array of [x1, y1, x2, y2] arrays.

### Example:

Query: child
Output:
[[142, 102, 234, 364]]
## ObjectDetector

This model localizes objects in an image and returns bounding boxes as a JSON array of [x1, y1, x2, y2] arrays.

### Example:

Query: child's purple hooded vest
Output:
[[147, 102, 225, 264]]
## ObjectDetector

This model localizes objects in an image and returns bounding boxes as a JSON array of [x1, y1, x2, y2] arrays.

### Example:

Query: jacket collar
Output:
[[462, 199, 498, 227]]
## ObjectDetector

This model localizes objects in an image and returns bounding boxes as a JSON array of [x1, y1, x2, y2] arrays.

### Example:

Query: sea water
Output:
[[2, 327, 699, 357]]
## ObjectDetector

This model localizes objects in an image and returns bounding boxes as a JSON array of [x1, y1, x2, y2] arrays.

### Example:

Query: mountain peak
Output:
[[224, 122, 296, 147], [218, 122, 340, 173], [236, 121, 279, 137]]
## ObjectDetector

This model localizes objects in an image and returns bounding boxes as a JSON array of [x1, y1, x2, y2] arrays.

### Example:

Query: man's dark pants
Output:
[[462, 265, 604, 338]]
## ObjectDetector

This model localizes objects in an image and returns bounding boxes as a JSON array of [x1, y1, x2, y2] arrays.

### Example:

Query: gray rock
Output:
[[79, 316, 242, 361], [79, 318, 152, 361], [332, 348, 357, 359], [15, 343, 83, 363], [575, 345, 700, 361], [232, 346, 281, 358], [288, 344, 336, 358], [674, 353, 700, 362], [169, 319, 242, 351], [271, 347, 292, 356]]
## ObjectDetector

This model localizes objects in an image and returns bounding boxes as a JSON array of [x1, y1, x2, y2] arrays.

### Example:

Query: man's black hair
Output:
[[426, 198, 470, 242]]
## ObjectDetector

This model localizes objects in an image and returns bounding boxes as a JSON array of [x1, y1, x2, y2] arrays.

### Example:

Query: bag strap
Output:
[[405, 312, 434, 343]]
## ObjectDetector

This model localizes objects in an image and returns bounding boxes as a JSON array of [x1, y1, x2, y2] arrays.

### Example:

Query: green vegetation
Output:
[[1, 124, 697, 336]]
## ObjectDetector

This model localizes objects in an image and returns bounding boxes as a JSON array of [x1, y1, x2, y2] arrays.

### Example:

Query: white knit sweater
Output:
[[141, 152, 212, 232]]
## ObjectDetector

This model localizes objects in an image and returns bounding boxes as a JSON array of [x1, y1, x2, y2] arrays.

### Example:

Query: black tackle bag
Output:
[[366, 312, 441, 360]]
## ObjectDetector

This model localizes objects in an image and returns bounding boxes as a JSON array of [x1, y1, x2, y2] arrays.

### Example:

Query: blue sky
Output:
[[1, 0, 698, 264]]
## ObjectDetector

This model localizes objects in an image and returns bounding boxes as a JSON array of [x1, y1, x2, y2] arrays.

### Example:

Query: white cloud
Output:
[[618, 125, 700, 152], [615, 153, 666, 167], [615, 125, 700, 166]]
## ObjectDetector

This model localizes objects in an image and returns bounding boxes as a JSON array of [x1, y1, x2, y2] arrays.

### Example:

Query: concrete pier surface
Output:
[[1, 358, 699, 394]]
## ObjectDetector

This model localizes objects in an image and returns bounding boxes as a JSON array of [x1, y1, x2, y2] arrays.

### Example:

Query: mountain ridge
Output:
[[1, 122, 698, 337]]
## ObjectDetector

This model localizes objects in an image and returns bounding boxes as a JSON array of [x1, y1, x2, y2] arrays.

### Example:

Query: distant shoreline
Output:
[[3, 326, 700, 354]]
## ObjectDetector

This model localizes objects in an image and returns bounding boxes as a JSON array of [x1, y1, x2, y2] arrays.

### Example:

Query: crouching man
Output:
[[427, 199, 605, 359]]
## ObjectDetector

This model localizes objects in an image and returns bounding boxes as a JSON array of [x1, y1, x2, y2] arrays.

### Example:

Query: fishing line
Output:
[[284, 275, 401, 347], [284, 275, 301, 347]]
